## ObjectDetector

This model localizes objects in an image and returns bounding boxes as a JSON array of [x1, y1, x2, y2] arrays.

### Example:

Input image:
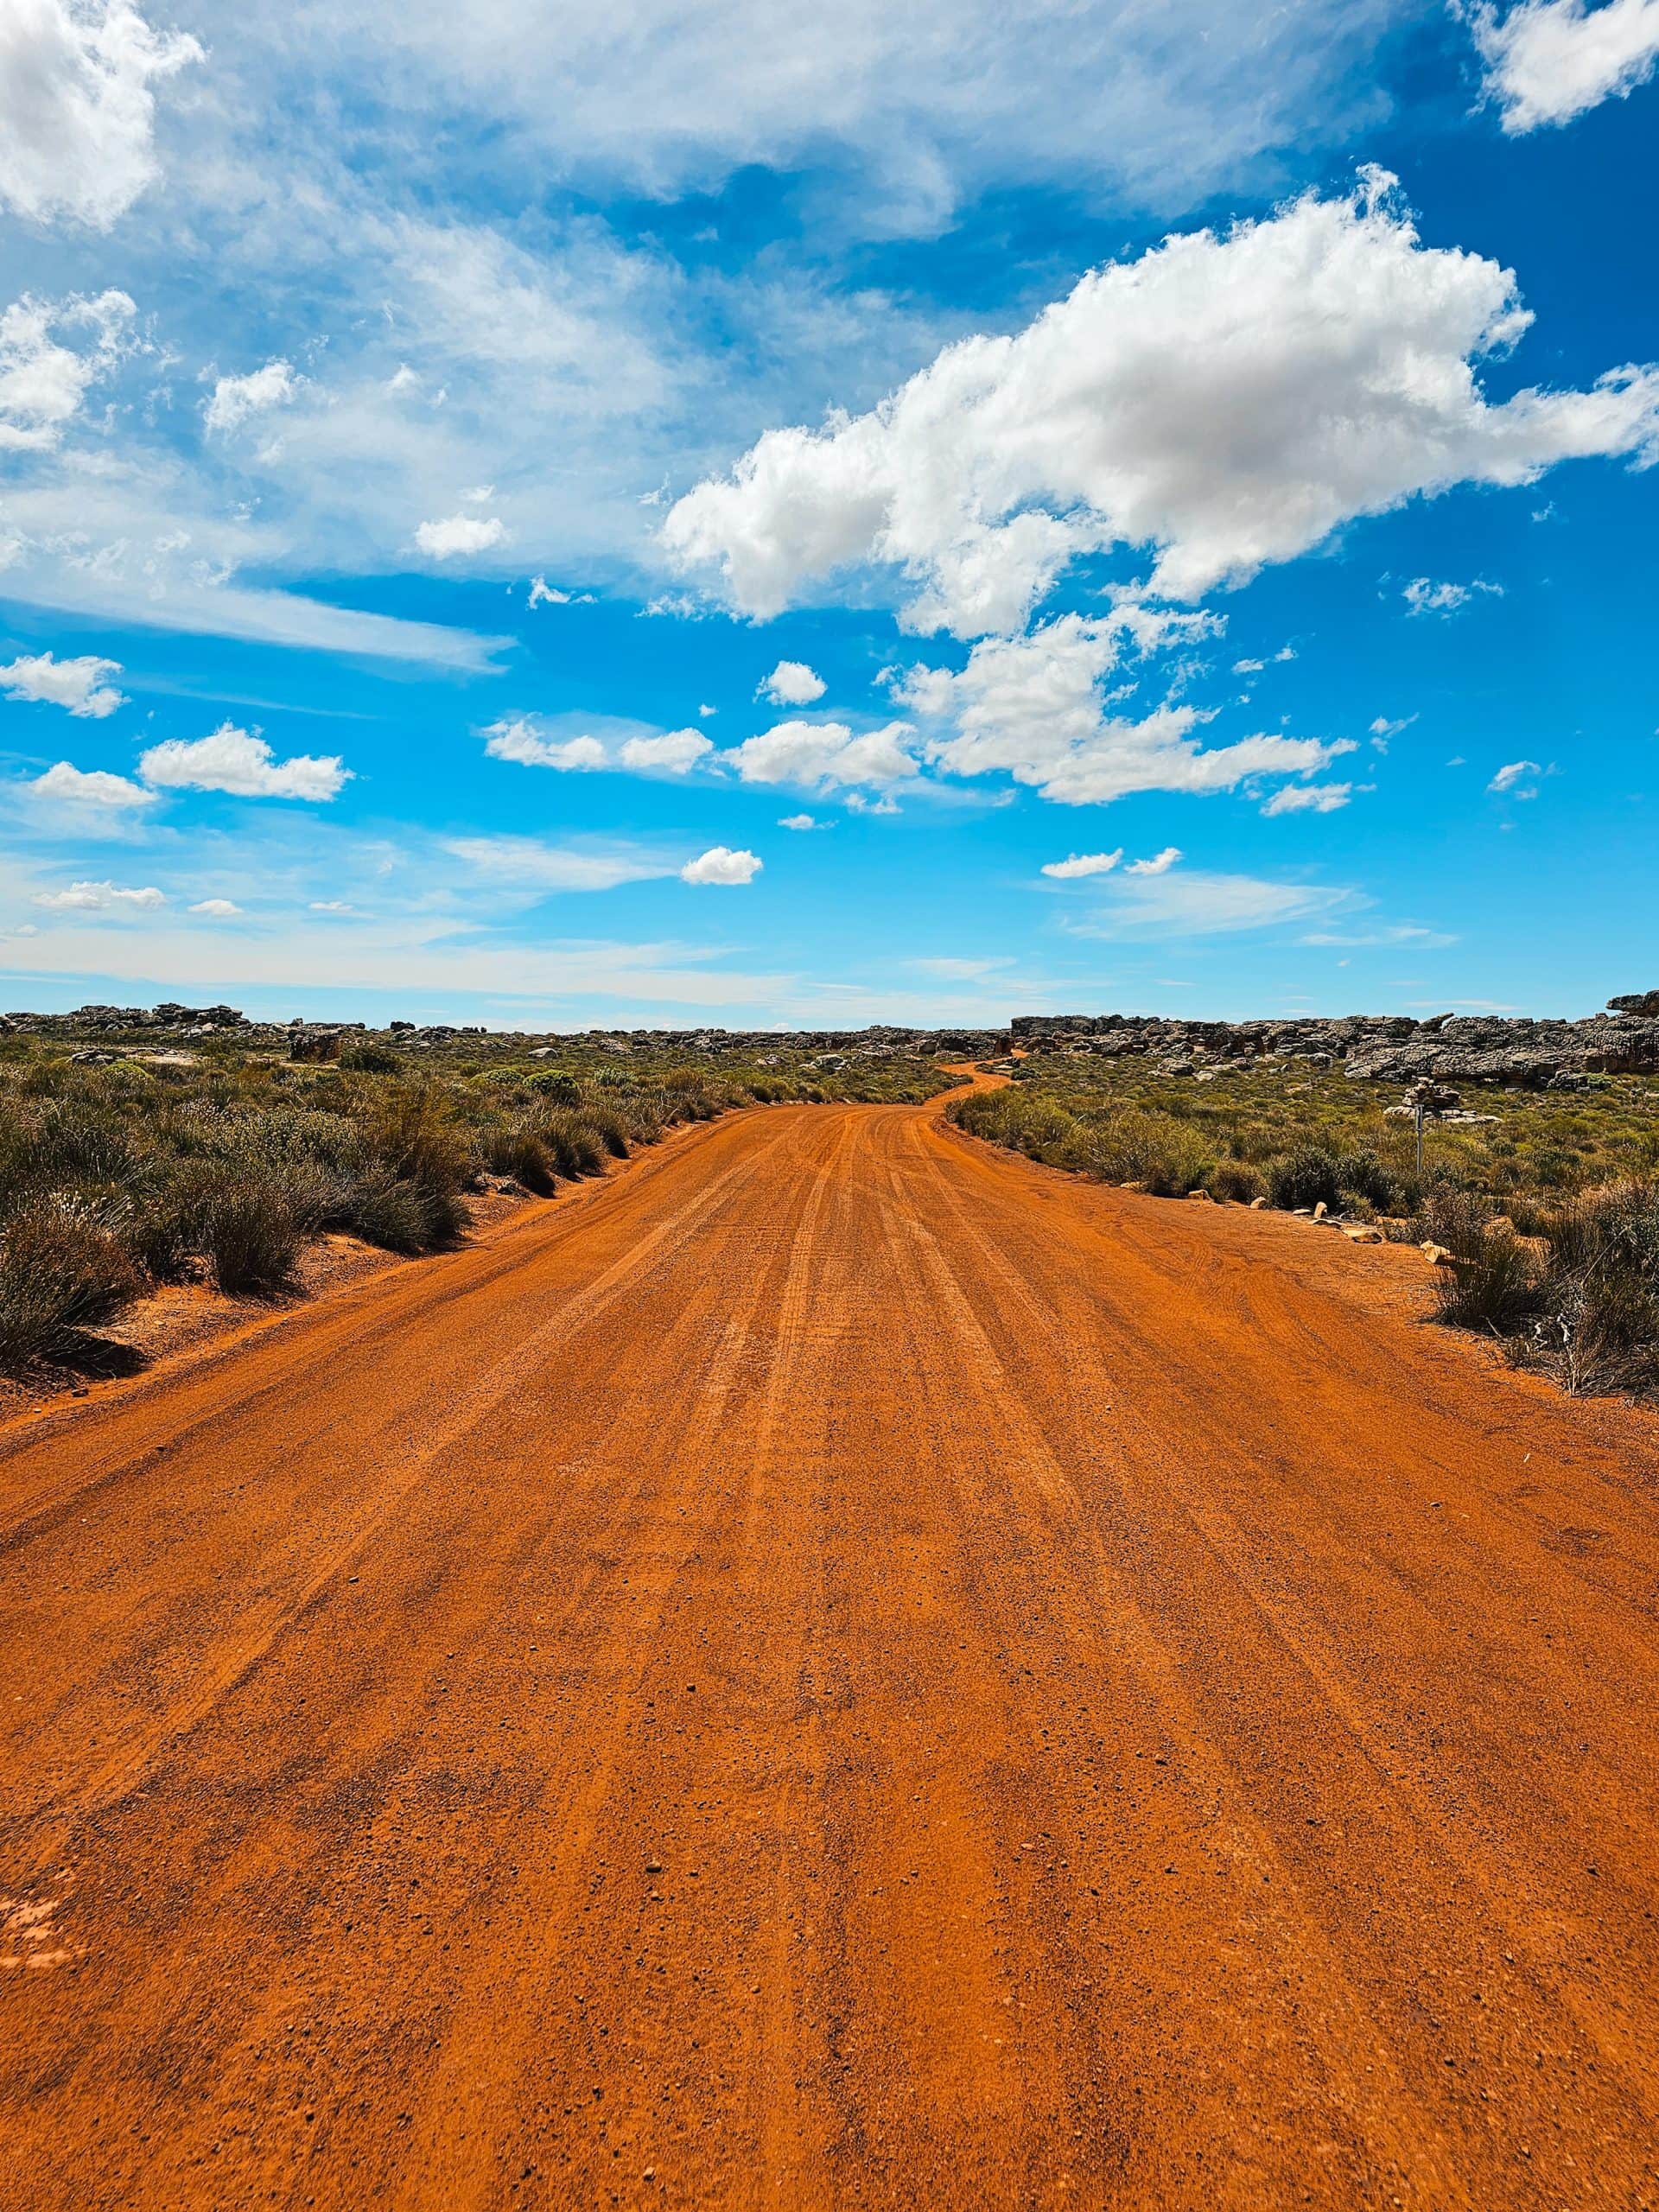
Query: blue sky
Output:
[[1, 0, 1656, 1028]]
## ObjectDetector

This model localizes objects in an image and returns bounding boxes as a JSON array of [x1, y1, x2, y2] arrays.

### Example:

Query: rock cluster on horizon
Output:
[[5, 999, 1658, 1089], [1010, 998, 1659, 1087]]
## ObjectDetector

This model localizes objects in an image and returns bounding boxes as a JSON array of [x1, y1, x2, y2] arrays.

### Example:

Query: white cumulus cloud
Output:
[[204, 359, 302, 435], [483, 716, 608, 771], [619, 728, 714, 773], [897, 613, 1348, 805], [759, 658, 826, 705], [416, 512, 506, 560], [0, 0, 200, 228], [728, 717, 918, 789], [188, 898, 243, 916], [33, 877, 164, 911], [1040, 849, 1122, 878], [138, 723, 353, 800], [482, 715, 714, 775], [1474, 0, 1659, 131], [664, 173, 1659, 638], [681, 845, 762, 884], [1126, 846, 1182, 874], [0, 287, 134, 451], [0, 649, 124, 716], [26, 760, 154, 808]]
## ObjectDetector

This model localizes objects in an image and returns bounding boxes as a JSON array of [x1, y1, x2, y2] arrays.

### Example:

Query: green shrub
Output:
[[524, 1070, 580, 1104], [1547, 1272, 1659, 1395], [339, 1041, 400, 1074], [118, 1169, 201, 1282], [365, 1085, 469, 1191], [622, 1094, 666, 1146], [1208, 1158, 1266, 1204], [0, 1194, 143, 1369], [950, 1088, 1216, 1194], [660, 1068, 718, 1121], [1267, 1145, 1345, 1211], [1334, 1147, 1396, 1211], [1115, 1116, 1216, 1196], [1545, 1178, 1659, 1283], [355, 1085, 471, 1247], [26, 1096, 143, 1185]]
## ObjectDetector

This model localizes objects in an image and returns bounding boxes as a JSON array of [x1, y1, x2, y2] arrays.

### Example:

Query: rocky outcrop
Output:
[[10, 1001, 251, 1033], [10, 997, 1657, 1089], [1009, 998, 1659, 1087], [2, 1004, 1010, 1062]]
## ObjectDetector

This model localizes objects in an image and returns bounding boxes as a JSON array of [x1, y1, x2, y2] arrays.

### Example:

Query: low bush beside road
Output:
[[1426, 1179, 1659, 1398]]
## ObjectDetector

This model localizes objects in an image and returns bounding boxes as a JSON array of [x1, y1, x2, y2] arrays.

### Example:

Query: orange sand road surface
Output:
[[3, 1090, 1659, 2211]]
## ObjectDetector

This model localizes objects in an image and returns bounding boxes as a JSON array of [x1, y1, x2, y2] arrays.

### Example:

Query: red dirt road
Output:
[[3, 1090, 1659, 2209]]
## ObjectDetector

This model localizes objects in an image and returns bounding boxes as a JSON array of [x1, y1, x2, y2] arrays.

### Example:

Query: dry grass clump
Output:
[[0, 1194, 143, 1368], [1414, 1188, 1544, 1336], [1418, 1176, 1659, 1394], [1519, 1180, 1659, 1395]]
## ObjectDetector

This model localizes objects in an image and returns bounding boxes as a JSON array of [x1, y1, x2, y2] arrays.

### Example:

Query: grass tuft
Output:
[[0, 1194, 144, 1367]]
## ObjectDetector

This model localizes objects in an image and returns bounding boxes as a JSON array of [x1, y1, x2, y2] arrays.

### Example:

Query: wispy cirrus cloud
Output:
[[1402, 576, 1503, 617], [1071, 868, 1351, 937], [1261, 781, 1351, 815], [441, 834, 680, 893]]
